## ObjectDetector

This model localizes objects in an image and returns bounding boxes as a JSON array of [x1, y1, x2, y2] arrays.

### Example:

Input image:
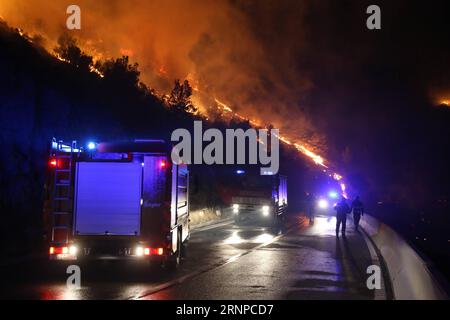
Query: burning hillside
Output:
[[0, 0, 351, 191]]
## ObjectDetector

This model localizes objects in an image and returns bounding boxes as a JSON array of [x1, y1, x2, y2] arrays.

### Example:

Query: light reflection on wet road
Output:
[[0, 214, 378, 300]]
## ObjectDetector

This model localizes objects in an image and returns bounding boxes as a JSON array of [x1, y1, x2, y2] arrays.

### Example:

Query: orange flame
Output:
[[1, 2, 349, 193], [205, 96, 347, 193], [213, 97, 328, 168], [52, 52, 104, 78]]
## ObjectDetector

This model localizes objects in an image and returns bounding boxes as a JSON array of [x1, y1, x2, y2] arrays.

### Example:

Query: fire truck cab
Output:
[[43, 138, 189, 267], [229, 168, 287, 225]]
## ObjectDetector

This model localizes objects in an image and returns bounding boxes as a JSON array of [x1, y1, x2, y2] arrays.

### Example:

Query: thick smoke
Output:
[[4, 0, 450, 205], [0, 0, 325, 152]]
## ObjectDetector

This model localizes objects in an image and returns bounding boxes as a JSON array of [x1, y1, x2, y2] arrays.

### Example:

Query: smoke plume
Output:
[[0, 0, 325, 153]]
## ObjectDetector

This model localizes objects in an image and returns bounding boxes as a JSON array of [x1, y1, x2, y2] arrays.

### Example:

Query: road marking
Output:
[[130, 219, 302, 300], [359, 222, 389, 300]]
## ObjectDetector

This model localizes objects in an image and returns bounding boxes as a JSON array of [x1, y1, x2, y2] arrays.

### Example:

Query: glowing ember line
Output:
[[210, 97, 348, 194], [53, 53, 70, 63], [214, 98, 233, 112], [52, 53, 104, 78], [214, 97, 329, 168], [294, 143, 326, 167], [89, 65, 105, 78]]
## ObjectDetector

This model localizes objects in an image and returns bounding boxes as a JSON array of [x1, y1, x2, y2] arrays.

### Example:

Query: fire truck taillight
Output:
[[49, 159, 57, 168], [49, 246, 68, 255], [159, 160, 166, 169], [148, 247, 164, 255], [49, 246, 76, 255], [135, 246, 164, 257], [49, 246, 77, 261]]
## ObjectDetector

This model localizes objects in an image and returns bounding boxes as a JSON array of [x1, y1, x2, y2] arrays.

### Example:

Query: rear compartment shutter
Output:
[[74, 162, 142, 235]]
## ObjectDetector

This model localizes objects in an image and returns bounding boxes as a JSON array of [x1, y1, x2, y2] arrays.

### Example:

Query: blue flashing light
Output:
[[328, 191, 339, 199], [87, 142, 97, 151], [236, 170, 245, 175]]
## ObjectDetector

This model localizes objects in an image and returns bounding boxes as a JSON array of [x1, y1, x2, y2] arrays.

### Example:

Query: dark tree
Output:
[[169, 79, 196, 113], [54, 33, 93, 71], [99, 56, 140, 90]]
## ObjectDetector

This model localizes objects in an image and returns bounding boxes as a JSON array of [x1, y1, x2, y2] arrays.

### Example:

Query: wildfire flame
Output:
[[2, 11, 347, 193], [213, 97, 327, 167], [52, 52, 104, 78], [202, 96, 347, 194]]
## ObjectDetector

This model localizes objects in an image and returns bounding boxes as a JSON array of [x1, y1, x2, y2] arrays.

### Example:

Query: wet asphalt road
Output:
[[0, 213, 379, 300]]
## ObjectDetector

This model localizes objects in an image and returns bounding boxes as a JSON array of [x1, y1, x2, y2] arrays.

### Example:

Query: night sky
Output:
[[253, 0, 450, 205], [221, 0, 450, 205]]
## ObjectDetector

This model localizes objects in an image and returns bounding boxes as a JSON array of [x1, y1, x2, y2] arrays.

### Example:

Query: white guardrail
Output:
[[360, 214, 448, 300]]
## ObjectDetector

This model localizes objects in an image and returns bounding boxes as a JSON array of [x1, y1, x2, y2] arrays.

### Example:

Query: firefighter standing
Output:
[[305, 192, 316, 224], [351, 196, 364, 231], [334, 196, 350, 237]]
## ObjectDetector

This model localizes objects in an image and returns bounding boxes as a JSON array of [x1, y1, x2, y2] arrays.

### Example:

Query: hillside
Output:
[[0, 22, 192, 255], [0, 21, 309, 258]]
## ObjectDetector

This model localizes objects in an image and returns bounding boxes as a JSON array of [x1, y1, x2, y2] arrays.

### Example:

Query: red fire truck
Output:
[[43, 138, 189, 268]]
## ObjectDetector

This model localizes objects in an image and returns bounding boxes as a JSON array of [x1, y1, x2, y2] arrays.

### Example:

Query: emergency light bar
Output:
[[87, 142, 97, 150], [51, 141, 81, 153]]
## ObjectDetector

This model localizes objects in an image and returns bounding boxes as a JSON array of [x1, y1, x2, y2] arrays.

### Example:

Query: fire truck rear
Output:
[[43, 138, 189, 267]]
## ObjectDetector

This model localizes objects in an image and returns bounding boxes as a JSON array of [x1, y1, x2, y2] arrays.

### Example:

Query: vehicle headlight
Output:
[[233, 204, 239, 213], [69, 245, 78, 255], [262, 205, 270, 216], [135, 246, 144, 257], [318, 199, 329, 209]]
